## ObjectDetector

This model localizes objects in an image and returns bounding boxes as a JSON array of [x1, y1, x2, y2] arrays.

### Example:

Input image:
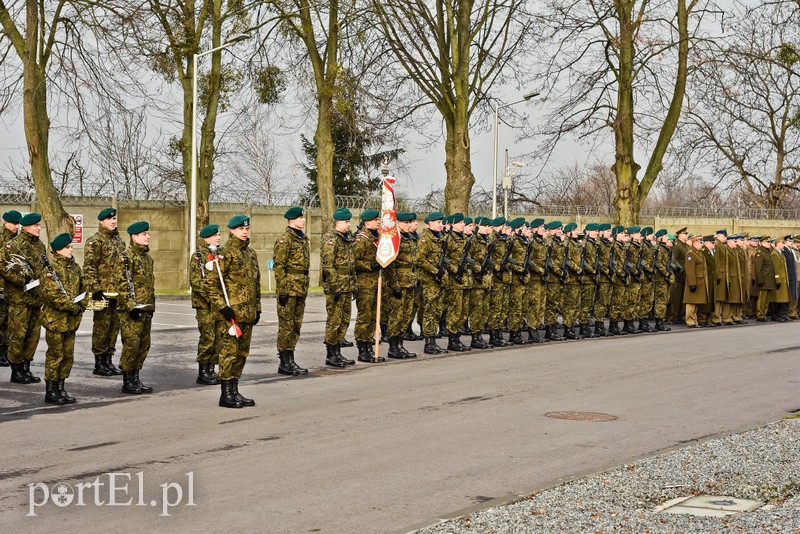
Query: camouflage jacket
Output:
[[469, 233, 492, 289], [639, 241, 656, 282], [117, 242, 156, 313], [530, 234, 548, 280], [416, 228, 446, 285], [274, 227, 309, 297], [83, 227, 127, 295], [1, 230, 47, 306], [565, 237, 584, 285], [626, 241, 642, 281], [444, 231, 476, 289], [353, 228, 380, 289], [0, 227, 18, 294], [596, 238, 613, 282], [386, 231, 417, 289], [190, 242, 221, 309], [582, 237, 599, 284], [492, 234, 513, 285], [208, 235, 260, 323], [508, 234, 530, 285], [40, 253, 86, 333], [612, 240, 629, 285], [545, 237, 566, 285], [321, 229, 356, 294], [655, 243, 673, 283]]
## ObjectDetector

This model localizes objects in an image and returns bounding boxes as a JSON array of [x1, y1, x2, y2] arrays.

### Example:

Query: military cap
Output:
[[424, 211, 444, 223], [775, 237, 785, 244], [333, 208, 352, 221], [760, 235, 771, 242], [641, 226, 653, 236], [626, 225, 641, 234], [601, 223, 612, 231], [583, 223, 595, 232], [509, 217, 525, 229], [749, 235, 761, 242], [463, 217, 473, 225], [441, 215, 451, 225], [20, 213, 42, 226], [474, 216, 488, 226], [689, 234, 703, 242], [530, 218, 545, 228], [397, 212, 416, 222], [784, 234, 794, 241], [127, 220, 149, 235], [703, 235, 715, 242], [284, 206, 305, 220], [491, 217, 506, 226], [227, 215, 250, 228], [655, 229, 668, 238], [360, 209, 379, 221], [611, 225, 625, 235], [715, 229, 727, 236], [545, 220, 563, 230], [199, 224, 219, 238], [2, 210, 22, 223], [564, 222, 577, 232], [449, 212, 464, 224], [97, 207, 117, 221], [667, 233, 675, 241], [728, 234, 741, 240], [675, 227, 688, 235], [50, 233, 72, 252]]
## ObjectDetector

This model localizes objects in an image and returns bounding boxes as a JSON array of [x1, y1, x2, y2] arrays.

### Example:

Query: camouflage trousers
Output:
[[653, 281, 670, 319], [7, 303, 41, 364], [218, 321, 253, 380], [0, 298, 7, 346], [667, 281, 685, 321], [638, 281, 655, 318], [195, 307, 220, 364], [626, 282, 642, 320], [508, 282, 527, 331], [92, 303, 120, 358], [44, 329, 76, 381], [388, 287, 415, 338], [469, 287, 491, 334], [545, 283, 564, 325], [354, 285, 378, 342], [610, 284, 627, 319], [562, 284, 582, 326], [525, 280, 546, 329], [420, 282, 444, 337], [488, 282, 510, 329], [325, 292, 352, 345], [119, 312, 152, 372], [594, 282, 612, 319], [445, 288, 469, 334], [579, 283, 595, 323], [278, 296, 306, 351]]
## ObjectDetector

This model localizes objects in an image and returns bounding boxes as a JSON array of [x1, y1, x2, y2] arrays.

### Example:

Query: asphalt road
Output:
[[1, 297, 799, 533]]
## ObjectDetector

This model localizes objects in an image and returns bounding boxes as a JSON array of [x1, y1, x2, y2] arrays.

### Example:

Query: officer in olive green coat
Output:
[[0, 209, 21, 367], [191, 224, 223, 385], [771, 239, 790, 320], [321, 208, 357, 367], [668, 227, 689, 322], [40, 233, 86, 404], [684, 235, 709, 327], [274, 207, 310, 374], [1, 212, 46, 384], [117, 221, 156, 395], [386, 212, 419, 359]]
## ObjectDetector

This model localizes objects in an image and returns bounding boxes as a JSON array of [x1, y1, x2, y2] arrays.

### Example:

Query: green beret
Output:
[[284, 206, 304, 220], [227, 215, 250, 229], [97, 207, 117, 221], [509, 217, 525, 229], [611, 225, 625, 235], [530, 218, 545, 228], [463, 217, 473, 225], [491, 217, 506, 226], [50, 233, 72, 252], [2, 210, 22, 223], [333, 208, 352, 221], [655, 229, 668, 238], [397, 212, 416, 222], [626, 225, 641, 234], [450, 212, 464, 224], [361, 209, 379, 221], [20, 213, 42, 226], [199, 224, 219, 238], [545, 220, 562, 230], [600, 223, 612, 231], [584, 223, 596, 232], [667, 233, 675, 241], [127, 220, 149, 235], [474, 216, 487, 226], [641, 226, 653, 237], [564, 222, 577, 232], [424, 211, 444, 223]]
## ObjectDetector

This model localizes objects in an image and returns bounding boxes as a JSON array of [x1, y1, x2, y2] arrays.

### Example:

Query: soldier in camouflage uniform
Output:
[[40, 233, 86, 404], [488, 219, 513, 347], [274, 207, 311, 374], [579, 224, 599, 338], [352, 209, 384, 361], [385, 212, 418, 359], [468, 217, 494, 348], [0, 209, 21, 367], [117, 221, 156, 395], [653, 229, 673, 331], [321, 208, 357, 367], [506, 218, 531, 344], [190, 224, 222, 385], [416, 211, 449, 354], [623, 226, 643, 334], [405, 217, 424, 341], [608, 226, 630, 336], [561, 223, 583, 339], [1, 213, 46, 384], [443, 213, 476, 352], [83, 207, 126, 376], [524, 218, 548, 343], [543, 221, 567, 341], [636, 227, 657, 332], [592, 224, 614, 336]]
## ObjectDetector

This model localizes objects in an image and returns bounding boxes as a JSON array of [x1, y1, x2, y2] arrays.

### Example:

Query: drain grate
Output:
[[545, 411, 617, 422], [655, 495, 764, 517]]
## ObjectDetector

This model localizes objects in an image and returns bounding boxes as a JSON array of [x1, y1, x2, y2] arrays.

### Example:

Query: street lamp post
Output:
[[491, 91, 539, 219], [189, 32, 250, 264]]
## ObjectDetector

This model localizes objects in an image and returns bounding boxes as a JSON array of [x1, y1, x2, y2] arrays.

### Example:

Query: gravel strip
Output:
[[420, 418, 800, 533]]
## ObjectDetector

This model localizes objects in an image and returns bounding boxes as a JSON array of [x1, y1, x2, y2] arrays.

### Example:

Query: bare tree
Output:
[[226, 107, 282, 204]]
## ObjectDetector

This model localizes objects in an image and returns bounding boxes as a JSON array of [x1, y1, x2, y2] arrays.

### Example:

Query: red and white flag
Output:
[[376, 174, 399, 267]]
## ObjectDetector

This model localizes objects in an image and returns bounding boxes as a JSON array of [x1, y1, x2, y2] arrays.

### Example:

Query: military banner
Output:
[[376, 174, 399, 268]]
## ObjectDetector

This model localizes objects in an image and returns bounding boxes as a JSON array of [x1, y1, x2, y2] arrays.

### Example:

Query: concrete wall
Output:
[[4, 200, 799, 292]]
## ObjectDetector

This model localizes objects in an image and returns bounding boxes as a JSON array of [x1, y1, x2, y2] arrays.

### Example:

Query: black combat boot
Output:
[[581, 323, 597, 338], [624, 319, 639, 334], [104, 354, 123, 375], [594, 320, 610, 337], [608, 319, 625, 335], [278, 350, 300, 374], [57, 379, 76, 404], [404, 325, 423, 341], [493, 329, 513, 347], [206, 363, 220, 383], [232, 378, 255, 406], [437, 319, 447, 339], [23, 360, 41, 383], [447, 334, 471, 352], [288, 351, 308, 375], [387, 336, 405, 359], [0, 344, 9, 367], [197, 363, 216, 385], [340, 337, 354, 348], [527, 327, 545, 344], [326, 344, 346, 367], [640, 318, 656, 332], [133, 369, 153, 393], [93, 354, 112, 376], [470, 333, 491, 349], [509, 330, 526, 345], [424, 336, 447, 355], [45, 381, 66, 405], [398, 337, 417, 358], [219, 379, 243, 408], [564, 325, 580, 340], [380, 324, 389, 344], [335, 344, 355, 365], [357, 342, 373, 363], [655, 318, 672, 331], [10, 362, 32, 384], [121, 371, 142, 394]]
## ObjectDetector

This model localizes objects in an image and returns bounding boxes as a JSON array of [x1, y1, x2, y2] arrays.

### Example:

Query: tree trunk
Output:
[[443, 114, 475, 215], [315, 93, 335, 223]]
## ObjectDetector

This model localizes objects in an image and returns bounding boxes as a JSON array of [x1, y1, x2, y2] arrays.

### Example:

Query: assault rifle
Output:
[[578, 239, 589, 284], [542, 239, 554, 283], [454, 232, 475, 283], [668, 247, 683, 276], [559, 237, 570, 284], [41, 253, 66, 295], [520, 236, 534, 284], [622, 244, 635, 281], [435, 230, 451, 283], [496, 234, 516, 279], [194, 248, 206, 279], [635, 242, 646, 281], [650, 243, 659, 282], [608, 240, 618, 283], [479, 235, 497, 276]]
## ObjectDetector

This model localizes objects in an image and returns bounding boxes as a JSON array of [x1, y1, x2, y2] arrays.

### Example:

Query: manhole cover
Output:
[[655, 495, 764, 517], [545, 411, 617, 422]]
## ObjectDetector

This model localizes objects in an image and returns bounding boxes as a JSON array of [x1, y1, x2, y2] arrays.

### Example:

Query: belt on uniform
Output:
[[288, 269, 309, 275]]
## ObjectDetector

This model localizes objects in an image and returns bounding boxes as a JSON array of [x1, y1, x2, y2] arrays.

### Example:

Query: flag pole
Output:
[[374, 271, 382, 362], [374, 157, 399, 362]]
